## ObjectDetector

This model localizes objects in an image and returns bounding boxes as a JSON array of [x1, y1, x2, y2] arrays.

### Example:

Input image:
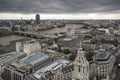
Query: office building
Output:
[[25, 59, 73, 80], [3, 51, 54, 80], [93, 50, 115, 79], [35, 14, 40, 24], [16, 39, 41, 56]]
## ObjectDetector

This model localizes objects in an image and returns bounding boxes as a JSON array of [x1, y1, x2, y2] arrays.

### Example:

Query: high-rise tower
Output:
[[35, 14, 40, 24]]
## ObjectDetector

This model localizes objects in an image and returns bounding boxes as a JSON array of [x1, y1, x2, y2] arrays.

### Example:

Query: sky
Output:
[[0, 0, 120, 19]]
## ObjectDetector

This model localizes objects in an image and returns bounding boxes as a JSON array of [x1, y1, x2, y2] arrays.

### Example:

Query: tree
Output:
[[69, 54, 76, 61], [81, 25, 89, 29], [63, 49, 70, 54], [85, 50, 96, 61]]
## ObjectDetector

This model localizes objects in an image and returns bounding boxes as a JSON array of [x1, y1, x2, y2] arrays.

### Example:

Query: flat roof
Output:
[[97, 55, 115, 64], [0, 51, 25, 64], [98, 28, 110, 34], [20, 52, 48, 65], [96, 53, 107, 58], [12, 51, 49, 71], [63, 35, 78, 41], [33, 59, 69, 79], [95, 51, 111, 60], [94, 50, 115, 64], [0, 52, 16, 62]]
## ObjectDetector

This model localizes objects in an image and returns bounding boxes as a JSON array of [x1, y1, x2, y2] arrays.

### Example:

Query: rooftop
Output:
[[0, 51, 25, 65], [33, 59, 69, 79], [100, 34, 115, 40], [12, 51, 49, 71], [94, 50, 115, 64], [63, 35, 78, 41], [59, 35, 81, 47], [96, 53, 107, 58], [98, 28, 110, 34], [21, 39, 38, 44]]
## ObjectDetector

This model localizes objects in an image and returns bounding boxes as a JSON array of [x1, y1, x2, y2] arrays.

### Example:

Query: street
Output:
[[114, 50, 120, 80], [114, 66, 120, 80]]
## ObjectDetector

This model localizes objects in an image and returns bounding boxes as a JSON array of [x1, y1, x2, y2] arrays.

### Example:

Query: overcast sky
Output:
[[0, 0, 120, 19]]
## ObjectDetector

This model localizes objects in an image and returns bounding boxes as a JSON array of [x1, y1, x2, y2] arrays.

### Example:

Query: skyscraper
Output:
[[35, 14, 40, 24]]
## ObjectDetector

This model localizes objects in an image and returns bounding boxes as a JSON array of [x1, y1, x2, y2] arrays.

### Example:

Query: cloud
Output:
[[0, 0, 120, 14]]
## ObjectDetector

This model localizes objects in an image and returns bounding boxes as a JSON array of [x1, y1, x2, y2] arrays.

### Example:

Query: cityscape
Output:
[[0, 0, 120, 80]]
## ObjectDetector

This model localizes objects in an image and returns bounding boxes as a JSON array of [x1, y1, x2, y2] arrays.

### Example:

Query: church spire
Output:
[[79, 42, 83, 50], [72, 42, 89, 80], [77, 42, 84, 54]]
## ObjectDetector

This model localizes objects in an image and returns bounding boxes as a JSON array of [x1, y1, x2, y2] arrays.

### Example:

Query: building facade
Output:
[[36, 14, 40, 24], [93, 51, 116, 79], [72, 43, 89, 80], [3, 51, 54, 80], [25, 59, 73, 80], [2, 43, 116, 80], [16, 39, 41, 56]]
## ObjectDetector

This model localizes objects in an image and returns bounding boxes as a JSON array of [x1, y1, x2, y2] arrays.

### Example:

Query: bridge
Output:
[[14, 31, 44, 39]]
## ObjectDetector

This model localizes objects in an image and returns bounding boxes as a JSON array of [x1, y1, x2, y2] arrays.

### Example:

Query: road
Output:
[[114, 67, 120, 80], [114, 50, 120, 80]]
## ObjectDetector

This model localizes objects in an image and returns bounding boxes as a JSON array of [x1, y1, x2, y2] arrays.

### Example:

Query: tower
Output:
[[72, 43, 89, 80], [35, 14, 40, 24]]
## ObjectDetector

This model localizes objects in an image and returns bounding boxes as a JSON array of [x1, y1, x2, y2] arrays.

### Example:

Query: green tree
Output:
[[81, 25, 89, 29], [69, 54, 76, 61], [63, 49, 70, 54], [85, 50, 96, 61]]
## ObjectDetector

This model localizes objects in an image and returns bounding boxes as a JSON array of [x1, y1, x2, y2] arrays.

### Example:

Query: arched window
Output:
[[78, 66, 80, 72]]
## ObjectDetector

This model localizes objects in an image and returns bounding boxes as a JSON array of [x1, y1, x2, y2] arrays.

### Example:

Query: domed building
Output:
[[72, 43, 89, 80]]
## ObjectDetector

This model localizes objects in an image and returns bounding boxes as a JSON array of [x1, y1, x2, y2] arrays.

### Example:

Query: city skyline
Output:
[[0, 0, 120, 19], [0, 13, 120, 20]]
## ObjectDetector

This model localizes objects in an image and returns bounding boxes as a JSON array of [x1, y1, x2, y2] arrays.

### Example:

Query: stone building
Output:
[[72, 43, 89, 80]]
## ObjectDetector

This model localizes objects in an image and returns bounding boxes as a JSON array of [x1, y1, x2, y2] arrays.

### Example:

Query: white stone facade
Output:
[[72, 44, 89, 80], [16, 40, 41, 56]]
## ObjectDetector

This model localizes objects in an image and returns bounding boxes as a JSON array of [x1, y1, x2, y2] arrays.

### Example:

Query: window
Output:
[[83, 67, 84, 73], [78, 66, 80, 72]]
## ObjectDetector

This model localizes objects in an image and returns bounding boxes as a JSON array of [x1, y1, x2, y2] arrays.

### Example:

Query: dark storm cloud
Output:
[[0, 0, 120, 13]]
